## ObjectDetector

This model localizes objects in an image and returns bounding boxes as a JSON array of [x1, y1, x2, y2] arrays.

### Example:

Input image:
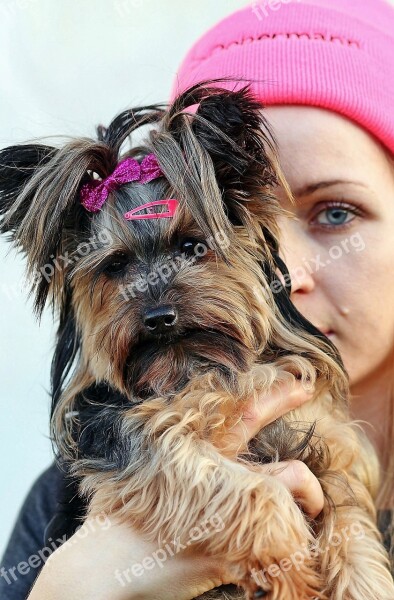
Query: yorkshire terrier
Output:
[[0, 78, 393, 600]]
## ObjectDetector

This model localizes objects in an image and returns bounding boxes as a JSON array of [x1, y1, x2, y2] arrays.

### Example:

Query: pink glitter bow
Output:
[[79, 153, 165, 213]]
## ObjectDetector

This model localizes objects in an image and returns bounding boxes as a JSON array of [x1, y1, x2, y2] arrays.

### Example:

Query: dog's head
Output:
[[0, 79, 346, 454]]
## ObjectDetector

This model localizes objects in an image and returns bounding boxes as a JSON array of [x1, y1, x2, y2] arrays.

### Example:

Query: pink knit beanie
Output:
[[169, 0, 394, 154]]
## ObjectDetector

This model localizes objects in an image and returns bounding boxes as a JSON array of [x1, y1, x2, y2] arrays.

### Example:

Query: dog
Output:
[[1, 78, 393, 599]]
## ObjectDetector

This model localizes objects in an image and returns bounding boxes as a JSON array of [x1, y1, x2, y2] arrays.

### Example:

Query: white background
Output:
[[0, 0, 250, 555]]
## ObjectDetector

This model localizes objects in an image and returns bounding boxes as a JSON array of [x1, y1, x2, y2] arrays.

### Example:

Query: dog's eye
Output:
[[179, 237, 207, 258], [102, 252, 129, 276]]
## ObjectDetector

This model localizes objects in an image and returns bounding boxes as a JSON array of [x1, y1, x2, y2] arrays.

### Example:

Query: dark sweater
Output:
[[1, 462, 393, 599], [0, 463, 63, 600]]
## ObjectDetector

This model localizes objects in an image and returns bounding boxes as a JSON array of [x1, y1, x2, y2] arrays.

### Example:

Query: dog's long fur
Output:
[[1, 78, 393, 599]]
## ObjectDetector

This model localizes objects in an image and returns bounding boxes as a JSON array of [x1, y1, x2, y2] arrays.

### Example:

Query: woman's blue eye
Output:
[[315, 207, 355, 226]]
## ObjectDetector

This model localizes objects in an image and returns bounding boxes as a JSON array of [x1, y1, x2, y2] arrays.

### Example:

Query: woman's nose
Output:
[[278, 219, 316, 296], [288, 261, 316, 295]]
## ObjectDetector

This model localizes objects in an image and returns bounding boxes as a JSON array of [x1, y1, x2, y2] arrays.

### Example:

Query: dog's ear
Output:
[[193, 82, 277, 184], [192, 81, 289, 230], [159, 78, 292, 257], [0, 140, 116, 316], [0, 144, 57, 233]]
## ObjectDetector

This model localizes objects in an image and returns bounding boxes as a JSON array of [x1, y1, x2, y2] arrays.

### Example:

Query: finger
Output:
[[242, 379, 314, 438], [261, 460, 324, 519], [227, 379, 314, 453]]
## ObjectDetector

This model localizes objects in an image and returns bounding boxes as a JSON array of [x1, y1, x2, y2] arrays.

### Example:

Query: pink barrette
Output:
[[124, 199, 179, 220], [80, 153, 166, 214]]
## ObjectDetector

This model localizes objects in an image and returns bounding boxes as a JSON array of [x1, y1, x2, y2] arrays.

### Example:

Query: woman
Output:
[[3, 0, 393, 598], [168, 0, 394, 569]]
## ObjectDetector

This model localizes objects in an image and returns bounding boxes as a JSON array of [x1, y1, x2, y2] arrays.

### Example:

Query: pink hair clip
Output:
[[124, 198, 179, 221]]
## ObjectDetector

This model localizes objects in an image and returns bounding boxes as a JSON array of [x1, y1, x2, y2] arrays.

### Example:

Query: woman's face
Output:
[[264, 106, 394, 390]]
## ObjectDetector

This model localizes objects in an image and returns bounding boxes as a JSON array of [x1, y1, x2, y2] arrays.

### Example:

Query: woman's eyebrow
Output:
[[293, 179, 369, 197]]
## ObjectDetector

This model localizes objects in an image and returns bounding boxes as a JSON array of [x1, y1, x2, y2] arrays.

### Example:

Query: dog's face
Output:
[[69, 177, 276, 400]]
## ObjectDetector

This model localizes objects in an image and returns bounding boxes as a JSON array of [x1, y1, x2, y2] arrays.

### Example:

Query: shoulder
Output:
[[16, 461, 65, 544], [0, 461, 65, 599]]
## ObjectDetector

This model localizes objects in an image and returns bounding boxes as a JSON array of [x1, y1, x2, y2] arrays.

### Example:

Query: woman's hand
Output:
[[27, 378, 323, 600], [223, 377, 324, 519], [27, 515, 229, 600]]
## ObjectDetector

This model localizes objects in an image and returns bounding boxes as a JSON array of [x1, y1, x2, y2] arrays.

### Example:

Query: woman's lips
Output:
[[317, 327, 335, 338]]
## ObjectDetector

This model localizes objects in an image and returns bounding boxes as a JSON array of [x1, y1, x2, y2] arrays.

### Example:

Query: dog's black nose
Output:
[[143, 305, 178, 334]]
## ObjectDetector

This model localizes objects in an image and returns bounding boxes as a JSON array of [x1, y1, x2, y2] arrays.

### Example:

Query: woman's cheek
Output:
[[324, 241, 394, 385]]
